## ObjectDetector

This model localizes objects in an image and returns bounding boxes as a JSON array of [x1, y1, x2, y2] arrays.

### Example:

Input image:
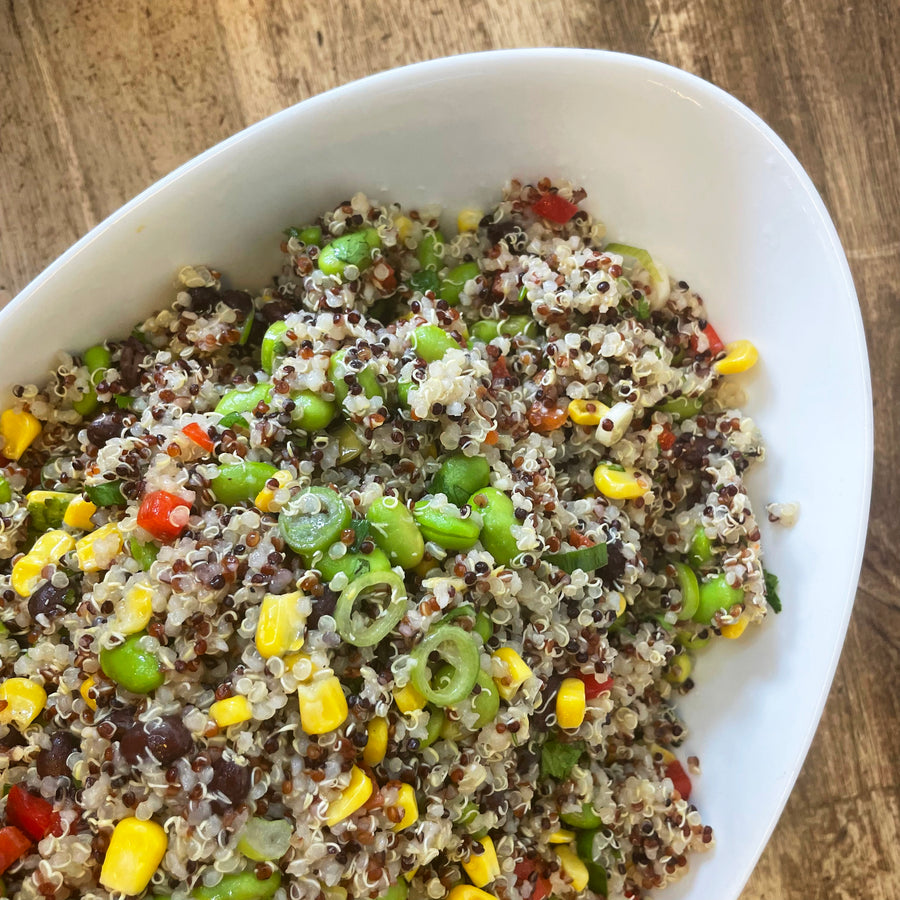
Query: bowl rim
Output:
[[2, 48, 873, 897]]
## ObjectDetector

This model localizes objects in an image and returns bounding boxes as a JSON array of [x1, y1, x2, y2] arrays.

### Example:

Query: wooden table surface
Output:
[[1, 2, 897, 898]]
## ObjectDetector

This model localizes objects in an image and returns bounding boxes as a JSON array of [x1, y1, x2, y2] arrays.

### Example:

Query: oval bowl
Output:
[[0, 49, 872, 899]]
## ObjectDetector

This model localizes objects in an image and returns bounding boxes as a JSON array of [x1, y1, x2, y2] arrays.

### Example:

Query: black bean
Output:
[[97, 705, 138, 738], [119, 715, 193, 766], [210, 756, 251, 807], [27, 582, 68, 621], [603, 541, 628, 582], [36, 732, 78, 777], [187, 286, 220, 313], [307, 586, 338, 629], [86, 409, 129, 446], [117, 337, 149, 390], [532, 672, 564, 729], [260, 299, 293, 324], [220, 290, 253, 315]]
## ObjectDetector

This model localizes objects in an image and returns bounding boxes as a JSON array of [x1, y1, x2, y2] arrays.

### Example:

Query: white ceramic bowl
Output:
[[1, 50, 871, 899]]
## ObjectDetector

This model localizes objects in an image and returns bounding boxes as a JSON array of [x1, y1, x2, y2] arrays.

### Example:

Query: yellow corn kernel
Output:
[[449, 887, 498, 900], [403, 868, 419, 883], [491, 647, 532, 701], [556, 677, 586, 730], [567, 399, 610, 426], [76, 522, 123, 572], [80, 676, 98, 711], [0, 409, 42, 460], [548, 829, 576, 844], [325, 765, 373, 826], [363, 716, 388, 767], [714, 340, 758, 375], [209, 695, 253, 727], [284, 651, 318, 682], [99, 817, 168, 895], [394, 682, 426, 714], [393, 783, 419, 831], [0, 677, 47, 729], [298, 675, 348, 734], [457, 208, 483, 233], [592, 463, 647, 500], [462, 834, 500, 887], [115, 580, 154, 635], [650, 743, 676, 765], [63, 496, 98, 531], [12, 529, 76, 596], [395, 215, 414, 242], [254, 469, 292, 513], [555, 844, 589, 892], [721, 616, 750, 639], [256, 590, 306, 659], [617, 595, 627, 617]]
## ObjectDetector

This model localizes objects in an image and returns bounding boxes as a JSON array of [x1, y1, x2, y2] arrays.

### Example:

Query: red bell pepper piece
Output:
[[182, 422, 214, 453], [6, 784, 58, 841], [532, 192, 580, 224], [137, 490, 191, 542], [690, 323, 725, 357], [666, 759, 692, 800], [658, 427, 676, 452], [515, 859, 552, 900], [0, 825, 31, 875], [576, 672, 614, 699]]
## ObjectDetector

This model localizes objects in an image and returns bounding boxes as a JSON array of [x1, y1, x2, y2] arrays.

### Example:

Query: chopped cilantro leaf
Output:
[[540, 737, 585, 780], [764, 568, 782, 614]]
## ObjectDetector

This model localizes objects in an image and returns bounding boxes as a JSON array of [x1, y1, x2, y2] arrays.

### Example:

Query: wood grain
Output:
[[1, 1, 898, 897]]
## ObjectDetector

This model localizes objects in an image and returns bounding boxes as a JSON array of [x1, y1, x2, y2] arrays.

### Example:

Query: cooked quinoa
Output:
[[0, 179, 774, 900]]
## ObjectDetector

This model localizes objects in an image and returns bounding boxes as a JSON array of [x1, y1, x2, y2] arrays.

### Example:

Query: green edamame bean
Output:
[[397, 378, 412, 407], [409, 270, 440, 295], [316, 546, 392, 583], [381, 881, 408, 900], [497, 315, 538, 338], [471, 320, 500, 343], [318, 228, 381, 276], [100, 633, 164, 694], [688, 525, 713, 568], [474, 610, 493, 643], [215, 383, 271, 417], [420, 706, 445, 750], [431, 453, 490, 507], [332, 421, 363, 463], [694, 574, 744, 624], [560, 802, 603, 830], [435, 666, 499, 729], [290, 391, 335, 432], [410, 325, 459, 363], [73, 345, 114, 416], [672, 562, 700, 621], [284, 225, 322, 246], [329, 349, 382, 404], [0, 476, 11, 504], [468, 486, 518, 566], [211, 461, 278, 506], [279, 486, 351, 559], [412, 497, 481, 551], [366, 496, 425, 569], [659, 396, 703, 420], [191, 869, 282, 900], [417, 229, 445, 271], [261, 321, 288, 374], [439, 261, 480, 306]]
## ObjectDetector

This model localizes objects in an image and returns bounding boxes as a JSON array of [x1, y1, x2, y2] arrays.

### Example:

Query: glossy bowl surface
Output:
[[0, 49, 872, 900]]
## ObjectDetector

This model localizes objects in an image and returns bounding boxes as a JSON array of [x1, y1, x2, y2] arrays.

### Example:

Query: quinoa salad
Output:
[[0, 179, 779, 900]]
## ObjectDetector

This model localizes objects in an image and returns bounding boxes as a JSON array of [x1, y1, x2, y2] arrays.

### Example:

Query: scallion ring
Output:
[[411, 625, 480, 707], [335, 570, 408, 647]]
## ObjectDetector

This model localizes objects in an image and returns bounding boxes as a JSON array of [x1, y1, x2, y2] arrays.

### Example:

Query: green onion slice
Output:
[[335, 570, 408, 647], [544, 543, 608, 574], [411, 625, 480, 707]]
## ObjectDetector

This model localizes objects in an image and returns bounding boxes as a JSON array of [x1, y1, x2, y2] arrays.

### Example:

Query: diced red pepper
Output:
[[6, 785, 58, 841], [567, 529, 595, 549], [515, 859, 552, 900], [576, 672, 614, 699], [689, 323, 725, 357], [137, 490, 191, 542], [658, 427, 676, 452], [0, 825, 31, 875], [527, 402, 569, 433], [182, 422, 214, 453], [532, 192, 580, 224], [666, 759, 692, 800]]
